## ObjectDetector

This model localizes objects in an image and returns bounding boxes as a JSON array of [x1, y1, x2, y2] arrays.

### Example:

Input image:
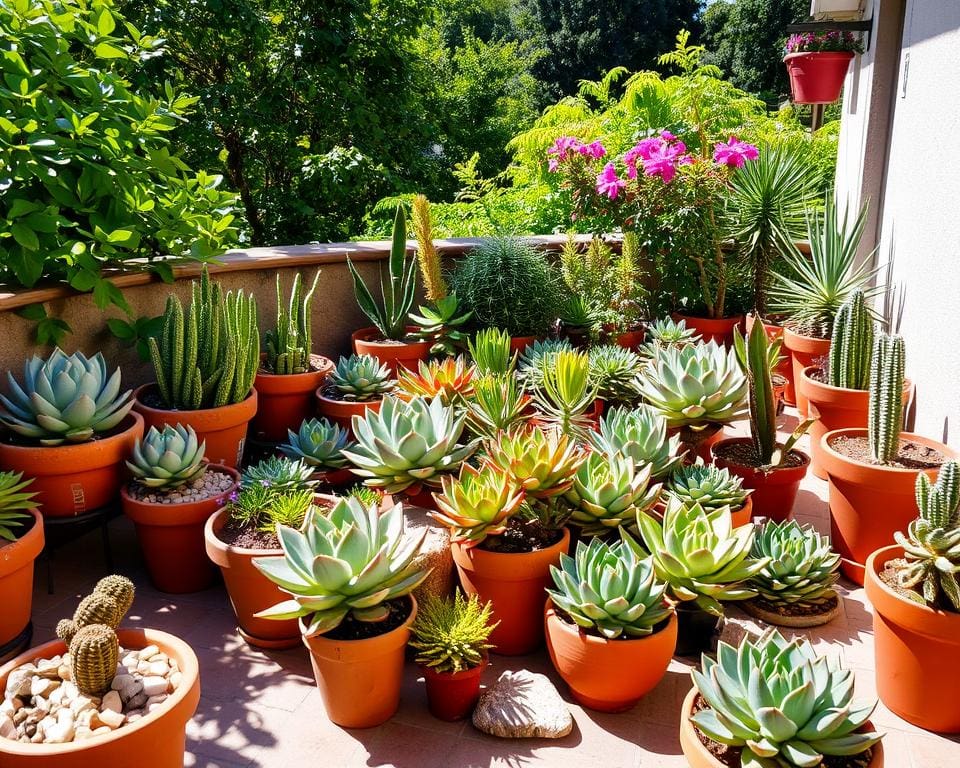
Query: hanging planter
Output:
[[783, 30, 864, 105]]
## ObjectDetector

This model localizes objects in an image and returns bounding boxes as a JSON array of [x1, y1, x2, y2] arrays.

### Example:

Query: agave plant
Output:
[[588, 345, 642, 405], [691, 629, 882, 767], [344, 396, 479, 494], [749, 520, 840, 609], [0, 471, 37, 542], [326, 354, 394, 402], [242, 456, 317, 492], [126, 424, 207, 490], [279, 417, 353, 470], [564, 452, 661, 536], [484, 425, 584, 499], [531, 348, 597, 438], [0, 349, 133, 445], [637, 498, 768, 614], [589, 405, 683, 479], [467, 327, 515, 375], [548, 531, 673, 639], [396, 356, 475, 405], [253, 498, 429, 636], [464, 373, 530, 438], [638, 317, 701, 358], [517, 338, 573, 388], [430, 463, 525, 545], [667, 460, 750, 512]]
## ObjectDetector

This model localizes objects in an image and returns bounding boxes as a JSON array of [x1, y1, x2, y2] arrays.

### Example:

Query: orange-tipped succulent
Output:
[[484, 425, 585, 499], [430, 463, 525, 546], [396, 356, 476, 405]]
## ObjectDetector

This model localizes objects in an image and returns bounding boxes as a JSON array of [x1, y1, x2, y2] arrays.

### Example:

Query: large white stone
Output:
[[472, 670, 573, 739]]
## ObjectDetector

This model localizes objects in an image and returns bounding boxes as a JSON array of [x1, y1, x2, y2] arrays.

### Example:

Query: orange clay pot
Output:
[[0, 413, 143, 518], [315, 389, 382, 434], [799, 367, 914, 480], [782, 327, 830, 417], [746, 314, 794, 404], [421, 656, 486, 721], [452, 528, 570, 656], [545, 599, 677, 712], [204, 507, 300, 649], [251, 354, 334, 443], [133, 384, 256, 469], [671, 313, 744, 346], [865, 545, 960, 733], [302, 596, 417, 728], [0, 628, 200, 768], [352, 326, 431, 377], [820, 429, 956, 585], [508, 335, 538, 356], [711, 438, 810, 523], [122, 465, 240, 594], [615, 328, 645, 353], [0, 509, 43, 656], [679, 687, 884, 768]]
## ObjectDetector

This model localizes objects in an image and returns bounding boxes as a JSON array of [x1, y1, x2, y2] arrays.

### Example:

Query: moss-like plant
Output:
[[410, 591, 498, 673]]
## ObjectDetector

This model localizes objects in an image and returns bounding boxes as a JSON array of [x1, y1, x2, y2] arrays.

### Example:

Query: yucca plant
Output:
[[690, 629, 882, 767], [410, 591, 498, 673], [484, 425, 584, 500], [588, 345, 642, 405], [430, 463, 525, 545], [0, 471, 37, 542], [253, 498, 428, 636], [868, 333, 906, 464], [828, 289, 875, 390], [589, 405, 683, 479], [279, 417, 353, 470], [0, 348, 133, 445], [748, 520, 841, 610], [564, 452, 661, 536], [126, 424, 206, 490], [396, 357, 476, 406], [241, 456, 317, 493], [467, 327, 516, 375], [531, 348, 598, 438], [326, 354, 394, 402], [666, 460, 750, 512], [264, 270, 320, 374], [464, 373, 530, 438]]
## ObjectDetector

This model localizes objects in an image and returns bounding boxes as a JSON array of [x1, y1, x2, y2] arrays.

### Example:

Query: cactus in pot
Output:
[[828, 289, 875, 390], [868, 333, 906, 464], [264, 270, 321, 375]]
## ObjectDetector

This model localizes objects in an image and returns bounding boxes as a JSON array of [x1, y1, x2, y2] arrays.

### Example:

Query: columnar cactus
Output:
[[868, 333, 905, 463], [265, 271, 320, 374], [70, 624, 119, 696], [828, 289, 874, 390]]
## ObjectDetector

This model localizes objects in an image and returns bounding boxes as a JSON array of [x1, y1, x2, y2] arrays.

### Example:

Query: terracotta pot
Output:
[[451, 528, 570, 655], [545, 599, 677, 712], [0, 509, 43, 656], [403, 487, 439, 511], [303, 596, 417, 728], [865, 545, 960, 733], [313, 467, 356, 488], [122, 465, 240, 594], [421, 657, 486, 721], [746, 314, 794, 404], [133, 384, 256, 469], [675, 602, 723, 657], [784, 51, 855, 105], [0, 628, 200, 768], [315, 389, 382, 433], [671, 313, 743, 346], [670, 424, 726, 464], [820, 429, 956, 585], [782, 328, 830, 417], [615, 328, 645, 352], [711, 438, 809, 523], [0, 413, 143, 518], [508, 335, 538, 356], [678, 687, 884, 768], [204, 507, 300, 649], [352, 326, 430, 377], [251, 354, 334, 443], [800, 367, 914, 480]]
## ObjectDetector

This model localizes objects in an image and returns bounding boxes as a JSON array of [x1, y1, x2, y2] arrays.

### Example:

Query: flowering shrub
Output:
[[785, 31, 864, 55]]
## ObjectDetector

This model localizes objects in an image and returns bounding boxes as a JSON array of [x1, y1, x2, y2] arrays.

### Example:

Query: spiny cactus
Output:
[[70, 624, 119, 696], [828, 289, 874, 390], [868, 333, 905, 463], [265, 270, 320, 374], [56, 575, 135, 645], [149, 268, 259, 410]]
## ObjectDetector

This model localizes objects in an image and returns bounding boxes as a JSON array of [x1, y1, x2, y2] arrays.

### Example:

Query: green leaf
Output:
[[15, 303, 47, 322], [106, 318, 136, 340], [107, 228, 140, 247], [93, 279, 131, 313], [69, 270, 98, 292], [11, 223, 39, 251], [36, 317, 72, 347], [151, 261, 175, 283], [93, 42, 126, 59], [97, 9, 116, 36]]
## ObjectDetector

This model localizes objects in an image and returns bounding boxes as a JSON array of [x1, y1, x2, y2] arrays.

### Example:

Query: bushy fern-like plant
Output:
[[0, 471, 37, 542], [410, 591, 498, 673]]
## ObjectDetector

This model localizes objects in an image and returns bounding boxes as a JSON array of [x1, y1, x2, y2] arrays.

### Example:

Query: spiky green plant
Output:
[[467, 327, 516, 375], [265, 270, 320, 375], [0, 348, 133, 445], [564, 452, 661, 536], [639, 317, 701, 359], [253, 498, 429, 636], [226, 484, 315, 533], [868, 333, 906, 464], [280, 417, 352, 470], [531, 348, 598, 438], [345, 484, 383, 508], [346, 205, 418, 341], [464, 373, 530, 438], [667, 460, 749, 512], [0, 471, 37, 542], [691, 629, 882, 767], [327, 354, 394, 401], [149, 268, 259, 409], [749, 521, 841, 608], [242, 456, 317, 493], [828, 289, 875, 390], [430, 463, 525, 545], [588, 345, 642, 405], [518, 338, 573, 388], [410, 592, 498, 673], [410, 294, 472, 356], [126, 424, 206, 490], [589, 404, 683, 479], [485, 425, 585, 500], [548, 531, 673, 639]]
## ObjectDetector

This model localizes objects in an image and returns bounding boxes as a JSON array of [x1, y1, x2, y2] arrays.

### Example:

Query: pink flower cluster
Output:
[[547, 136, 607, 171], [623, 131, 691, 184], [712, 136, 759, 168], [785, 30, 863, 55]]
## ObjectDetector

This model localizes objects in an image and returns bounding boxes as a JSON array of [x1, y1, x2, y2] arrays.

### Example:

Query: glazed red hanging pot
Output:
[[784, 51, 855, 104]]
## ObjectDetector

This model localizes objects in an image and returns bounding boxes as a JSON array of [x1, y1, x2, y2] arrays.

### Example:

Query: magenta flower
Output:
[[548, 158, 560, 172], [547, 135, 582, 165], [578, 140, 607, 160], [713, 136, 760, 168], [660, 130, 676, 142], [595, 163, 626, 199]]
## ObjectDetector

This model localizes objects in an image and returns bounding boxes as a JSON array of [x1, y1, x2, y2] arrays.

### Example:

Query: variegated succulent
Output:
[[429, 463, 525, 545], [126, 424, 206, 490], [279, 417, 353, 470], [484, 425, 584, 499], [666, 460, 750, 512], [748, 520, 840, 608], [464, 373, 530, 438], [564, 451, 661, 536], [588, 405, 683, 479], [396, 356, 476, 405]]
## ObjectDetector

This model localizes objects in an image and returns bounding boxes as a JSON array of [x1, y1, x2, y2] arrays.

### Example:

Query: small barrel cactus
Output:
[[70, 624, 119, 696], [327, 354, 394, 401], [748, 520, 841, 609], [56, 575, 135, 645], [666, 460, 750, 512], [127, 424, 207, 490], [279, 417, 352, 470]]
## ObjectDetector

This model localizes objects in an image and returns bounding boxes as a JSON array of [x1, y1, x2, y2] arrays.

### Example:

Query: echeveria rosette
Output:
[[548, 531, 673, 639], [666, 460, 750, 512], [564, 452, 661, 536], [484, 424, 585, 499], [691, 629, 882, 768], [126, 424, 206, 490], [327, 354, 394, 402], [396, 356, 476, 406], [749, 521, 841, 609], [279, 417, 353, 470], [589, 404, 684, 480], [429, 463, 525, 546], [252, 498, 429, 637]]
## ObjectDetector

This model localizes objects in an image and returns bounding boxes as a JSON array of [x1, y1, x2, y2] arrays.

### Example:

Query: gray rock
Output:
[[472, 670, 573, 739]]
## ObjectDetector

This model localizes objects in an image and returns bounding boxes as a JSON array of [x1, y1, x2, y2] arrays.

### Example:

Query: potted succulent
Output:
[[279, 417, 355, 486], [784, 30, 864, 104], [204, 457, 316, 648], [121, 424, 239, 593], [564, 452, 661, 537], [347, 206, 429, 375], [0, 472, 41, 661], [0, 576, 200, 768], [587, 344, 643, 408], [635, 339, 748, 462], [137, 268, 259, 468], [0, 349, 142, 516], [463, 373, 530, 439], [637, 498, 767, 656], [742, 520, 842, 628], [821, 333, 956, 583], [431, 426, 582, 655], [545, 533, 677, 712], [466, 327, 516, 377], [251, 271, 333, 444], [315, 354, 393, 433], [530, 349, 600, 438], [409, 591, 497, 722], [636, 317, 701, 359], [711, 324, 813, 522], [589, 404, 684, 481], [681, 629, 883, 768], [396, 357, 476, 407], [252, 497, 428, 728], [665, 460, 752, 527], [865, 461, 960, 732]]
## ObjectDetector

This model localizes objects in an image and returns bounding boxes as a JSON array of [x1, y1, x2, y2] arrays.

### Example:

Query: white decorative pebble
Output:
[[96, 709, 124, 729], [147, 660, 168, 677], [137, 646, 159, 660], [140, 677, 168, 698], [100, 691, 122, 714]]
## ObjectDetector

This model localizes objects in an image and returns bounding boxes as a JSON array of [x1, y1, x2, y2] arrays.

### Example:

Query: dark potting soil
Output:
[[319, 384, 382, 404], [712, 441, 806, 469], [553, 606, 671, 640], [830, 434, 946, 469], [749, 593, 839, 618], [478, 518, 564, 554], [217, 521, 280, 550], [691, 694, 875, 768], [323, 596, 413, 641]]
